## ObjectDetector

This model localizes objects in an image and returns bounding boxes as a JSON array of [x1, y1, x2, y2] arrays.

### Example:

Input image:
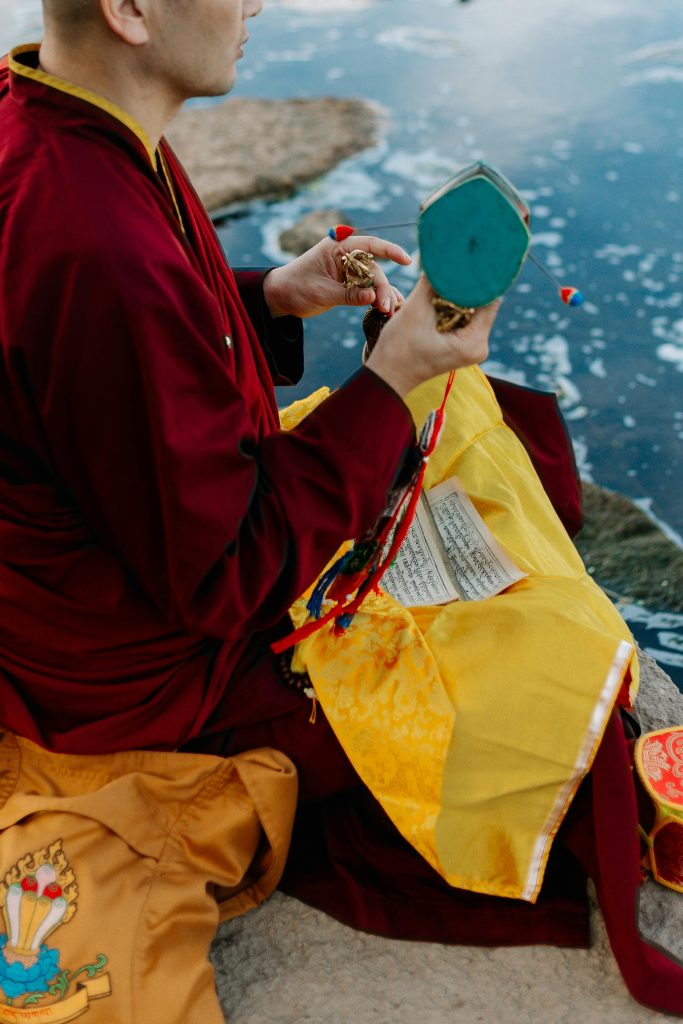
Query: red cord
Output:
[[271, 372, 455, 654]]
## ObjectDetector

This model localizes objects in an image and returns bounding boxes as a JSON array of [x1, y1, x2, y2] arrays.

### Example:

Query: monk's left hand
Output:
[[262, 235, 412, 319]]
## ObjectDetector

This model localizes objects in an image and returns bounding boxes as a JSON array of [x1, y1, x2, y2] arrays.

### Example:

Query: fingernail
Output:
[[381, 297, 391, 312]]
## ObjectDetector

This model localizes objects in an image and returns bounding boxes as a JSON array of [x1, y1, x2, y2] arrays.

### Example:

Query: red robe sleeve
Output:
[[14, 216, 414, 643], [234, 269, 304, 386]]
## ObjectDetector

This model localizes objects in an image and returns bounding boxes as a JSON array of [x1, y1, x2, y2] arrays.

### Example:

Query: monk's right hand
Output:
[[365, 275, 501, 398]]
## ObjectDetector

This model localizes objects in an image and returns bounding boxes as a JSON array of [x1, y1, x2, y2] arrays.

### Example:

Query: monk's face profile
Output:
[[148, 0, 264, 99]]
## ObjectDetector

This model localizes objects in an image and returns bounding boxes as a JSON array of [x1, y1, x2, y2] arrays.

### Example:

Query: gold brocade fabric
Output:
[[281, 368, 637, 902]]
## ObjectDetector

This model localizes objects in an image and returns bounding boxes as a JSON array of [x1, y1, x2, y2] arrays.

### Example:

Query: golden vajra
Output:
[[341, 249, 375, 290]]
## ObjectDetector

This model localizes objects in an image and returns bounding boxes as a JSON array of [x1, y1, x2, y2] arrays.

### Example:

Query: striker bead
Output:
[[331, 224, 355, 242], [560, 286, 584, 307]]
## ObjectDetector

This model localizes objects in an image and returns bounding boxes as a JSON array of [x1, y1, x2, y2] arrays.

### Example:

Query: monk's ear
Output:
[[99, 0, 150, 46]]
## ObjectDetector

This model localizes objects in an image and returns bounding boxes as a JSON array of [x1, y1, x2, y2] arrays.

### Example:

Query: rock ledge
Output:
[[167, 97, 379, 213]]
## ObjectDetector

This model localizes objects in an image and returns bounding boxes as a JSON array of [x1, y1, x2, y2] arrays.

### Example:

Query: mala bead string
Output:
[[277, 651, 311, 693], [277, 651, 318, 724]]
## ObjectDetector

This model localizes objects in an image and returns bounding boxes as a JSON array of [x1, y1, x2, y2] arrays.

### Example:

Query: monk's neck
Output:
[[38, 38, 183, 151]]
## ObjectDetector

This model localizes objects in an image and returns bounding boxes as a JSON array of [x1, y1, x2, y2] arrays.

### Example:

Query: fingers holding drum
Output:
[[365, 277, 501, 396]]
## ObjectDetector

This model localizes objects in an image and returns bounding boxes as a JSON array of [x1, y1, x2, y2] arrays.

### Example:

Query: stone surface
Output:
[[576, 482, 683, 612], [279, 209, 346, 256], [210, 650, 682, 1024], [636, 648, 683, 735], [166, 98, 378, 214]]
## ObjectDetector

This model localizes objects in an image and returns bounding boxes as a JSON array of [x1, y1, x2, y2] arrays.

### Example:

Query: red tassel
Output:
[[271, 604, 340, 654], [326, 570, 370, 602], [333, 224, 355, 242]]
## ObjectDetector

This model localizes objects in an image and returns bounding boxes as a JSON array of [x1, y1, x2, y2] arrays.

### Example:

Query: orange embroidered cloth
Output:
[[0, 733, 297, 1022]]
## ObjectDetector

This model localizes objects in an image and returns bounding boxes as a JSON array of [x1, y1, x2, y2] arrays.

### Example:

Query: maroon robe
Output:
[[0, 49, 413, 754], [1, 49, 681, 1014]]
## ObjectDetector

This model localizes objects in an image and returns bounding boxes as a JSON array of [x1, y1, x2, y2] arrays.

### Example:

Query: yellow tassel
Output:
[[304, 687, 317, 725]]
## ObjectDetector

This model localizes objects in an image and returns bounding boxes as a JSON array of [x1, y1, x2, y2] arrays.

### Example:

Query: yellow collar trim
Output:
[[157, 147, 186, 235], [9, 43, 157, 168]]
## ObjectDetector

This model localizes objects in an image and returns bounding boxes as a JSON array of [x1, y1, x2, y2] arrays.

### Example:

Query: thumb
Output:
[[345, 286, 377, 307]]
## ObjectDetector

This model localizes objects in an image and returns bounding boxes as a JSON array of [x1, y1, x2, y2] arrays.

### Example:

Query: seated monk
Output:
[[0, 0, 681, 1018]]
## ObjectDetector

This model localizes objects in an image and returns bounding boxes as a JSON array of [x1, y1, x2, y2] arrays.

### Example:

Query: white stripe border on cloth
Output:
[[522, 639, 634, 902]]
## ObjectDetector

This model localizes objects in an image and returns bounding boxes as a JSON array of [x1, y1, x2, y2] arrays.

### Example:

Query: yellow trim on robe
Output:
[[9, 43, 158, 168], [157, 146, 187, 235], [282, 367, 638, 903]]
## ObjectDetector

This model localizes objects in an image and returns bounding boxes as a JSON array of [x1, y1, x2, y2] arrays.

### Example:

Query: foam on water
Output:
[[531, 232, 563, 248], [255, 148, 392, 264], [376, 27, 466, 59], [651, 314, 683, 370], [381, 149, 463, 194], [263, 45, 318, 63], [624, 67, 683, 86], [273, 0, 375, 10], [633, 499, 683, 551], [620, 38, 683, 65], [656, 343, 683, 370], [480, 362, 529, 388], [618, 603, 683, 685]]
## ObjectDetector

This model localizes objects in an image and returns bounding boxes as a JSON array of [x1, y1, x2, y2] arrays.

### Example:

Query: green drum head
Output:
[[418, 168, 531, 309]]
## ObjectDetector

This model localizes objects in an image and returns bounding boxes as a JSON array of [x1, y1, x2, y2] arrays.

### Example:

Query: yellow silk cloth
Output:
[[280, 367, 637, 903]]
